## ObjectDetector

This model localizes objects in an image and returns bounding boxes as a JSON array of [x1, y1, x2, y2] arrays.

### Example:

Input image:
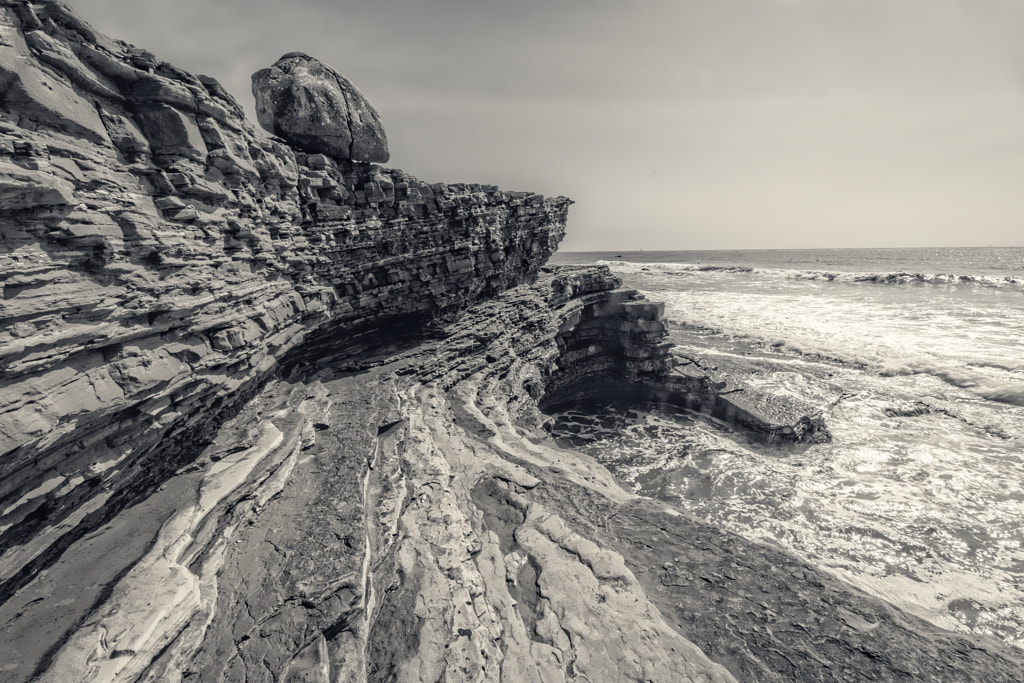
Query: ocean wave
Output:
[[880, 360, 1024, 406], [597, 260, 755, 274], [597, 260, 1024, 290], [668, 318, 1024, 408], [757, 343, 1024, 407]]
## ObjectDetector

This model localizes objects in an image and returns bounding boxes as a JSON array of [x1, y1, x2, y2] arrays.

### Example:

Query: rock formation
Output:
[[0, 0, 563, 614], [2, 2, 1023, 681], [253, 52, 389, 162]]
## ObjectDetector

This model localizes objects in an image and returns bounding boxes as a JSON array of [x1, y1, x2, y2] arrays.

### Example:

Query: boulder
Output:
[[251, 52, 389, 163]]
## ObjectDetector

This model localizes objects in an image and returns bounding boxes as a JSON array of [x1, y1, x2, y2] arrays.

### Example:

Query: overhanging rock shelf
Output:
[[2, 2, 1022, 682]]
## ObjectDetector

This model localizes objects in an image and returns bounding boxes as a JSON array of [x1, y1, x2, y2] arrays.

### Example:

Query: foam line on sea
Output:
[[596, 260, 1024, 291]]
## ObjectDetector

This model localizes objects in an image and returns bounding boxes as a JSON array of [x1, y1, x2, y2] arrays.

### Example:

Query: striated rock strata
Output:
[[3, 267, 1022, 681], [2, 2, 1024, 682], [0, 0, 566, 602], [537, 268, 830, 444]]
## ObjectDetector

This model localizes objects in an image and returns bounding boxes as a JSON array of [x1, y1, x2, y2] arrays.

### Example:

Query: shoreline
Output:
[[7, 266, 1024, 680], [2, 3, 1022, 678]]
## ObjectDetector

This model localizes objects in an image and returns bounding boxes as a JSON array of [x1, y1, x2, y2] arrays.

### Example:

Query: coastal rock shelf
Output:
[[0, 0, 567, 601], [4, 269, 1022, 681], [2, 2, 1023, 682], [538, 268, 830, 445]]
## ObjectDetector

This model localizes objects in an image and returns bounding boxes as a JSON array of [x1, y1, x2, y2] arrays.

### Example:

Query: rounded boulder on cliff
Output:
[[251, 52, 389, 163]]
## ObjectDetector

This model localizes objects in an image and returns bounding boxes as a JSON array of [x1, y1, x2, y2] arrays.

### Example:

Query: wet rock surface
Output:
[[4, 264, 1023, 681], [533, 481, 1024, 683], [3, 3, 1023, 682]]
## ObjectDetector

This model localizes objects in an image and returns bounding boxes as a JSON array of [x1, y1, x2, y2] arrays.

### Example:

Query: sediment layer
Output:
[[2, 3, 1022, 682], [0, 0, 567, 600], [538, 268, 830, 444], [4, 269, 1021, 681]]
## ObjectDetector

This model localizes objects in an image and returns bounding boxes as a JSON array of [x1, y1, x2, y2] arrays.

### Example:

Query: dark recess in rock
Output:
[[2, 3, 1022, 683]]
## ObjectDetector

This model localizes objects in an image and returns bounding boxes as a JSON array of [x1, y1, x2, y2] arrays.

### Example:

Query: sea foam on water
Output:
[[552, 246, 1024, 648]]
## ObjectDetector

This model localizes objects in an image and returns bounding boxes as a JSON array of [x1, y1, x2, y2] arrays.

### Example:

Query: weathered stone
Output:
[[252, 52, 389, 162], [0, 161, 74, 211], [2, 4, 1021, 683], [0, 7, 110, 145], [0, 11, 568, 663], [97, 107, 151, 158], [133, 103, 208, 161]]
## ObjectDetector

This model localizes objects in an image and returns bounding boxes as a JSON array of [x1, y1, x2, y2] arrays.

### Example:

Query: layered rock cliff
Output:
[[0, 0, 566, 598], [2, 2, 1024, 682]]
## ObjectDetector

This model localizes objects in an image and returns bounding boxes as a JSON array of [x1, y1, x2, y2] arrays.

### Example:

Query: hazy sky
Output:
[[74, 0, 1024, 250]]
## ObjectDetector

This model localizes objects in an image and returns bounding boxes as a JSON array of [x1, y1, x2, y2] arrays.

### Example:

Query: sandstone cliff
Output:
[[0, 0, 566, 595], [2, 2, 1023, 682]]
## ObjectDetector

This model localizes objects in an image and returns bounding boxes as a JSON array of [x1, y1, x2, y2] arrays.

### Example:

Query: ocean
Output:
[[548, 247, 1024, 648]]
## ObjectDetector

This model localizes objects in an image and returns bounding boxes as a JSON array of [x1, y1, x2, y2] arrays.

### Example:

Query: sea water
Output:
[[548, 247, 1024, 647]]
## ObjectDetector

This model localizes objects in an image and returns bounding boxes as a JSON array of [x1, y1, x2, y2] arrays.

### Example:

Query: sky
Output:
[[72, 0, 1024, 250]]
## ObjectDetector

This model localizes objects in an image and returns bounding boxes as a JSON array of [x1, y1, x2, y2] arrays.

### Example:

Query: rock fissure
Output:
[[3, 3, 1023, 682], [342, 85, 357, 162]]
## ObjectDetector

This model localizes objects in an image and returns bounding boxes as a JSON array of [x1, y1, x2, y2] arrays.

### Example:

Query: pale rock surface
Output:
[[3, 3, 1024, 683], [0, 160, 74, 210]]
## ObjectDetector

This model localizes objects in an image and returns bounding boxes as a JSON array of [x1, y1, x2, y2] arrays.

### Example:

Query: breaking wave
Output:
[[880, 360, 1024, 407], [597, 261, 1024, 290]]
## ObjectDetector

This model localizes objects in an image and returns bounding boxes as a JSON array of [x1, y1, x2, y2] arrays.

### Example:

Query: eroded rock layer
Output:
[[4, 269, 1022, 682], [3, 3, 1023, 682], [538, 267, 829, 444], [0, 0, 567, 600]]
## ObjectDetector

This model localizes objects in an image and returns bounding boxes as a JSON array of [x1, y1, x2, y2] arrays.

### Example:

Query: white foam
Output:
[[578, 259, 1024, 646], [635, 275, 1024, 409], [598, 260, 1024, 291]]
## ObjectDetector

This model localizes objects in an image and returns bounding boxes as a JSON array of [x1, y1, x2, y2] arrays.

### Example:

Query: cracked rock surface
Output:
[[5, 269, 1024, 682], [252, 52, 390, 163], [3, 2, 1024, 682]]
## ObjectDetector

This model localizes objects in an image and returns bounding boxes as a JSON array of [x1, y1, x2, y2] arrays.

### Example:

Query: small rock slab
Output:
[[252, 52, 389, 163]]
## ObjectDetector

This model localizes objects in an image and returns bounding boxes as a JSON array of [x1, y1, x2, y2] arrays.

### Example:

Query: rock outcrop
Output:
[[0, 0, 565, 604], [252, 52, 389, 162], [5, 267, 1022, 682], [2, 2, 1023, 682], [537, 268, 830, 444]]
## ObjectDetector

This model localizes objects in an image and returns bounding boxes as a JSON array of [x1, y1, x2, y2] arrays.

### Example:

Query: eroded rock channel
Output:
[[2, 2, 1023, 681]]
